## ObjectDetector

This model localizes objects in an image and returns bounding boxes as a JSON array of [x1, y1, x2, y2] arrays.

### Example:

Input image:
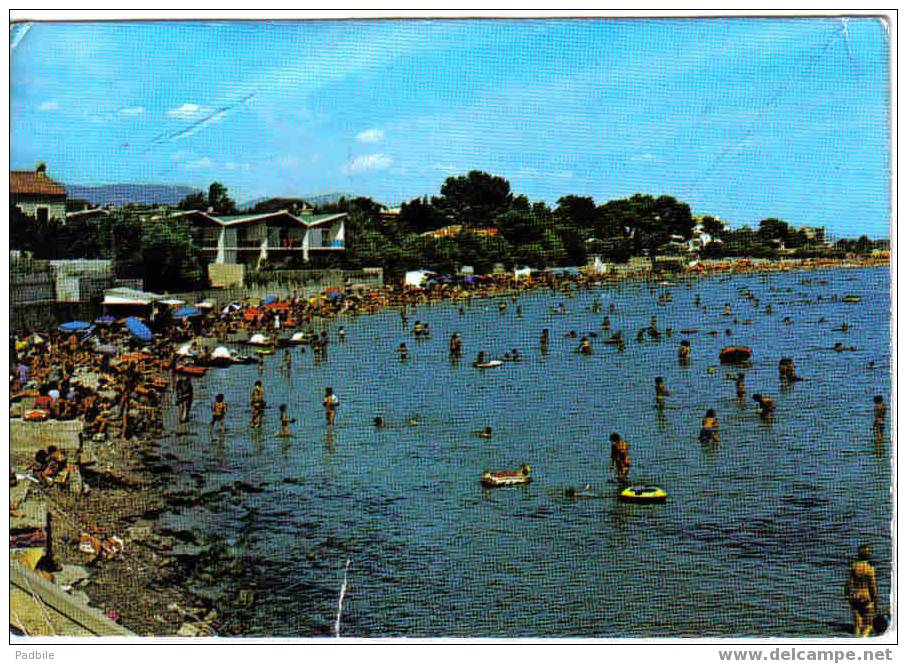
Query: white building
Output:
[[168, 209, 347, 269]]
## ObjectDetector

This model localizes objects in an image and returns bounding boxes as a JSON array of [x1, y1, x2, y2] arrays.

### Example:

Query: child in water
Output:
[[210, 393, 227, 433]]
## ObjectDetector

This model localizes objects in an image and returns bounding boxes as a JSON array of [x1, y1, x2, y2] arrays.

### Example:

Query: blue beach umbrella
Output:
[[59, 321, 92, 332], [94, 315, 117, 325], [261, 295, 278, 305], [173, 306, 201, 319], [328, 292, 343, 301], [124, 317, 153, 342]]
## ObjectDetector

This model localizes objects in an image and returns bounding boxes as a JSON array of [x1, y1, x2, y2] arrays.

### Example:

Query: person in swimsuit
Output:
[[727, 373, 746, 401], [699, 408, 720, 443], [175, 375, 193, 423], [398, 342, 409, 361], [752, 394, 775, 420], [845, 544, 880, 637], [655, 377, 670, 408], [678, 340, 691, 363], [873, 396, 886, 438], [278, 403, 295, 437], [609, 432, 631, 483], [210, 393, 227, 433], [250, 381, 265, 429], [323, 387, 339, 427]]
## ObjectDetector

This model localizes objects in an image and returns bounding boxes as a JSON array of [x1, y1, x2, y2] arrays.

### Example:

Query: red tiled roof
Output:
[[10, 171, 66, 196]]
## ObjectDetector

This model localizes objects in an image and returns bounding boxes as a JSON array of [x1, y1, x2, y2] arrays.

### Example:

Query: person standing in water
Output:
[[540, 329, 550, 353], [175, 375, 193, 423], [873, 396, 886, 438], [752, 393, 775, 420], [250, 380, 265, 429], [609, 432, 631, 483], [727, 372, 746, 401], [278, 403, 295, 437], [845, 544, 880, 637], [210, 393, 227, 433], [281, 348, 292, 375], [398, 342, 409, 361], [449, 332, 462, 357], [655, 377, 669, 408], [678, 340, 691, 363], [323, 387, 339, 427], [699, 408, 720, 443]]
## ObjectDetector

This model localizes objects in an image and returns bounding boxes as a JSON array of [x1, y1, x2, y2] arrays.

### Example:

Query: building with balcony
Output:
[[168, 208, 347, 270]]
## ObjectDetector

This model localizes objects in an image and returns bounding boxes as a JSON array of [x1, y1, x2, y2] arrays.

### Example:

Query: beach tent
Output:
[[248, 333, 271, 346], [173, 307, 202, 318], [211, 346, 233, 360], [59, 321, 92, 332], [124, 317, 153, 342]]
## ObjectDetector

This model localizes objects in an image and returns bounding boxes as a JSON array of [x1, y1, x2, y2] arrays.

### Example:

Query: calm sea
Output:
[[157, 265, 891, 637]]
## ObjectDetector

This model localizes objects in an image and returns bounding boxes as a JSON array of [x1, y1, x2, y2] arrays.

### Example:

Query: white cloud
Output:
[[184, 157, 213, 170], [38, 100, 59, 112], [167, 103, 209, 119], [356, 128, 384, 144], [430, 163, 459, 174], [630, 153, 658, 163], [225, 162, 250, 171], [553, 170, 574, 179], [119, 107, 145, 116], [344, 153, 393, 175]]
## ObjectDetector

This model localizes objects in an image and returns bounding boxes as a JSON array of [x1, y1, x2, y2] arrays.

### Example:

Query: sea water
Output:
[[157, 265, 891, 637]]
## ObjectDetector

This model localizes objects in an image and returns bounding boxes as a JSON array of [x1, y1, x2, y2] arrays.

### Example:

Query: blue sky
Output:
[[11, 18, 890, 237]]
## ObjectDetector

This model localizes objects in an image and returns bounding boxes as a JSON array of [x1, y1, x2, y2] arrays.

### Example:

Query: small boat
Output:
[[474, 360, 503, 369], [719, 346, 752, 364], [481, 465, 532, 488], [231, 354, 256, 365], [619, 486, 668, 503], [843, 295, 861, 303], [175, 365, 207, 377]]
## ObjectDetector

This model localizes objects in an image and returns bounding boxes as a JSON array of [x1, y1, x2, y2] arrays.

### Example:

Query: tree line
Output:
[[10, 172, 884, 291]]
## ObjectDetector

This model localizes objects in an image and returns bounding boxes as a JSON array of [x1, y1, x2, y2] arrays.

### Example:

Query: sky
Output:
[[10, 18, 891, 238]]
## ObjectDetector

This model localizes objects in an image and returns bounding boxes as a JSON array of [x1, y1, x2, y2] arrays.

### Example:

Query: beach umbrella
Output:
[[59, 321, 92, 332], [173, 306, 201, 319], [328, 292, 343, 301], [463, 275, 476, 284], [124, 317, 153, 342], [94, 314, 117, 325], [261, 295, 278, 305], [195, 301, 215, 309]]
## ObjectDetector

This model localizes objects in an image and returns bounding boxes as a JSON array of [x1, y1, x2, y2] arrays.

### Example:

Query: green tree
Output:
[[435, 171, 513, 228], [700, 215, 726, 239]]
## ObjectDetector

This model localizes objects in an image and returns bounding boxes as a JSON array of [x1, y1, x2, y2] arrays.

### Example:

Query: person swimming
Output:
[[473, 426, 492, 439], [472, 351, 486, 368], [398, 342, 409, 361]]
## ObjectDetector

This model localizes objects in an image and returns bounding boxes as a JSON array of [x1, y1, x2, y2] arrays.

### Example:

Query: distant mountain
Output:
[[64, 183, 201, 207], [241, 191, 354, 210]]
